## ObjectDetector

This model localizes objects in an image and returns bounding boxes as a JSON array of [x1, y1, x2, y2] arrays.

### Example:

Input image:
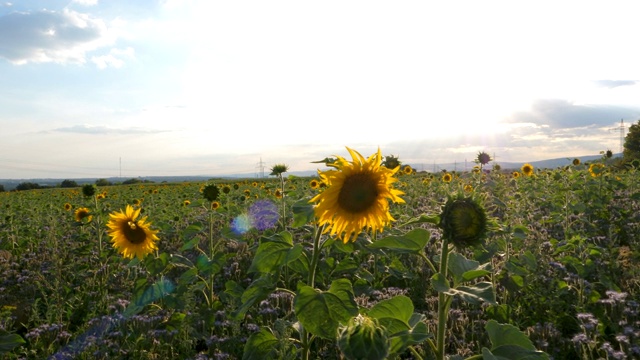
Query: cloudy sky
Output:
[[1, 0, 639, 179]]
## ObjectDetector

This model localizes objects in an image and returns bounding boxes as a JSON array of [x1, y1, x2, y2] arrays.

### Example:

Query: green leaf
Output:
[[512, 225, 528, 240], [368, 295, 414, 326], [249, 239, 293, 274], [292, 199, 316, 228], [367, 228, 431, 254], [448, 282, 496, 305], [232, 275, 276, 320], [401, 214, 440, 226], [0, 332, 25, 354], [448, 253, 491, 284], [485, 320, 544, 354], [181, 223, 203, 241], [431, 272, 450, 293], [243, 328, 280, 360], [488, 345, 549, 360], [294, 284, 358, 339]]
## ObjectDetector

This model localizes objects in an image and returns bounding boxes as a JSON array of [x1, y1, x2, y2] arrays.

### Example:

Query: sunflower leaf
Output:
[[367, 228, 430, 254]]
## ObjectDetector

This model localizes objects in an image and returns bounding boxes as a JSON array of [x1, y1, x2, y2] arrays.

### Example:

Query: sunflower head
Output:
[[106, 205, 159, 260], [82, 184, 97, 197], [589, 163, 605, 177], [310, 147, 405, 243], [572, 158, 581, 166], [605, 149, 613, 159], [74, 207, 92, 223], [521, 163, 534, 176], [439, 194, 488, 249], [338, 314, 389, 360], [476, 151, 492, 166], [402, 165, 413, 175], [222, 185, 231, 194], [270, 164, 289, 176], [202, 184, 220, 202], [442, 173, 453, 183], [309, 179, 320, 190], [64, 203, 72, 211], [382, 154, 401, 170]]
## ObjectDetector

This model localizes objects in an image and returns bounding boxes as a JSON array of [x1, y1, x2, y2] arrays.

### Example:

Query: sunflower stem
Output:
[[301, 223, 325, 360], [436, 237, 451, 360]]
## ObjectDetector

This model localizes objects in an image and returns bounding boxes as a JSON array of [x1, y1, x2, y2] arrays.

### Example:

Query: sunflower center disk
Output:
[[337, 173, 379, 213], [124, 221, 147, 244]]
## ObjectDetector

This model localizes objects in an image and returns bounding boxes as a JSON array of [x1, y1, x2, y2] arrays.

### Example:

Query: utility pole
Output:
[[609, 119, 625, 154], [255, 158, 265, 178]]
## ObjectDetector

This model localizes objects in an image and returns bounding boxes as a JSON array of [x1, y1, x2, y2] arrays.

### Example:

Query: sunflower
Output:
[[310, 147, 405, 243], [589, 163, 605, 177], [183, 200, 191, 207], [572, 158, 581, 166], [402, 165, 413, 175], [521, 163, 534, 176], [222, 185, 231, 194], [464, 184, 473, 192], [274, 189, 283, 199], [64, 203, 72, 211], [442, 173, 453, 183], [202, 184, 220, 202], [512, 171, 520, 178], [309, 179, 320, 190], [439, 195, 488, 249], [211, 201, 221, 210], [74, 207, 92, 223], [106, 205, 159, 260]]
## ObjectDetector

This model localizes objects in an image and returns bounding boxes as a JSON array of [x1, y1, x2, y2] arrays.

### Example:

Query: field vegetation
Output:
[[0, 148, 638, 359]]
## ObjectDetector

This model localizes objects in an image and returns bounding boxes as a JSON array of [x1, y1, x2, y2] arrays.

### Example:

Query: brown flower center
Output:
[[124, 221, 147, 244], [337, 173, 379, 213]]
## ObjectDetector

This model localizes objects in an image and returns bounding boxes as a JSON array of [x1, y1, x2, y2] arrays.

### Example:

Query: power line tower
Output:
[[255, 158, 265, 178], [609, 119, 625, 154]]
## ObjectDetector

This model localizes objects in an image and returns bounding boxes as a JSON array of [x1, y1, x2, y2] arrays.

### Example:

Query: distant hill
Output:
[[418, 153, 621, 173], [0, 154, 621, 191]]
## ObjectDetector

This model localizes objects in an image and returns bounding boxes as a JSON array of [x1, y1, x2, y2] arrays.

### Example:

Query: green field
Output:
[[1, 151, 638, 359]]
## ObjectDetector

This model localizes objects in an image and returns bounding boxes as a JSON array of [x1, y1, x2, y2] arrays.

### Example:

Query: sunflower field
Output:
[[1, 148, 639, 359]]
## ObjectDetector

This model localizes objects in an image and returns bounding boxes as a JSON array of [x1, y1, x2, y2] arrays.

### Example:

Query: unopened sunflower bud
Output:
[[338, 314, 389, 360], [439, 195, 488, 249]]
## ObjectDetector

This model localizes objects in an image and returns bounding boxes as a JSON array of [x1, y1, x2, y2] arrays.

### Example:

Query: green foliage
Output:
[[623, 119, 640, 162]]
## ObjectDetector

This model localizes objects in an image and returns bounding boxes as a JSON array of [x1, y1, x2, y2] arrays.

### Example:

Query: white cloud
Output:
[[0, 8, 111, 64], [91, 46, 134, 69]]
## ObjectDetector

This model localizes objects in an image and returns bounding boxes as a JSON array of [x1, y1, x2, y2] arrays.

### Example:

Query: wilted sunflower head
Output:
[[572, 158, 581, 166], [270, 164, 289, 176], [310, 147, 405, 243], [605, 149, 613, 159], [521, 163, 534, 176], [439, 195, 488, 249], [82, 184, 97, 197], [202, 184, 220, 202], [106, 205, 159, 260], [476, 151, 492, 166]]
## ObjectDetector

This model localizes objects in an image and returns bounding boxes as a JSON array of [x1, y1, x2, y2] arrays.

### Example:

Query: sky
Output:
[[1, 0, 640, 179]]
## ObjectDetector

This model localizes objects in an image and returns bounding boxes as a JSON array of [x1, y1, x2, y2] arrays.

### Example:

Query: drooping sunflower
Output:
[[521, 163, 534, 176], [106, 205, 159, 260], [310, 147, 405, 243], [74, 207, 92, 223]]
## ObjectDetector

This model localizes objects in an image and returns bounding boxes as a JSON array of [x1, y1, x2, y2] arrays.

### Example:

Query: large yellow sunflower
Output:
[[106, 205, 159, 260], [310, 147, 405, 243]]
